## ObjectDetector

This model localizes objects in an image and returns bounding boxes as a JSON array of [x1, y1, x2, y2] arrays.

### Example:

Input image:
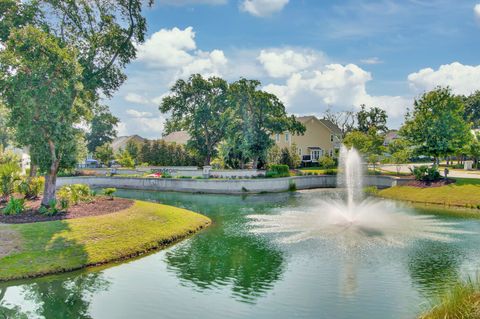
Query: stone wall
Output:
[[57, 175, 410, 194]]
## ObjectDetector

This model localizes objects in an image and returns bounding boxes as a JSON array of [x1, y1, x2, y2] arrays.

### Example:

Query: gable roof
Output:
[[162, 131, 190, 145], [111, 135, 146, 152], [296, 115, 342, 135]]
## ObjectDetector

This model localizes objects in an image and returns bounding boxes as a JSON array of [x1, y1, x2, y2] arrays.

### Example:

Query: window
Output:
[[298, 148, 302, 156], [311, 149, 322, 160], [285, 133, 289, 142], [330, 134, 334, 142], [275, 134, 279, 142]]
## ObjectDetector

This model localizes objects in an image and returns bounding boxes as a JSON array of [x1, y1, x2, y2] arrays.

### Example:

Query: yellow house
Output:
[[273, 116, 342, 163]]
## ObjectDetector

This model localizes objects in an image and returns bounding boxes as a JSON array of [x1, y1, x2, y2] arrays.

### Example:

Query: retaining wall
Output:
[[57, 175, 410, 194]]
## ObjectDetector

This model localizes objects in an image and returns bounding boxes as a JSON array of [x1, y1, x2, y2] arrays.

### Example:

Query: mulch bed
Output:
[[0, 196, 134, 224], [405, 178, 456, 188]]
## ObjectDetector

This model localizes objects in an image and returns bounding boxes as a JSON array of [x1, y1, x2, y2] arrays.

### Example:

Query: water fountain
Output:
[[248, 145, 466, 247]]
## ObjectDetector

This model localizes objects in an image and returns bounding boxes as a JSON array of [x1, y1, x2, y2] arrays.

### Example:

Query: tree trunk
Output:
[[252, 157, 258, 170], [42, 170, 58, 207], [29, 164, 37, 177], [204, 154, 211, 166]]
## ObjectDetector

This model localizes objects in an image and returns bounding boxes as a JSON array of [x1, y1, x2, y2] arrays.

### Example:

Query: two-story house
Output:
[[273, 116, 342, 164]]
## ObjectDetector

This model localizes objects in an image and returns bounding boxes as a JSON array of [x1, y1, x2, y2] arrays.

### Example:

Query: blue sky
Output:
[[110, 0, 480, 138]]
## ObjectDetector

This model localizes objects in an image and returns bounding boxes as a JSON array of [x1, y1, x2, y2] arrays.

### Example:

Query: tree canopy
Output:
[[356, 104, 388, 134], [400, 87, 471, 162], [87, 105, 119, 153]]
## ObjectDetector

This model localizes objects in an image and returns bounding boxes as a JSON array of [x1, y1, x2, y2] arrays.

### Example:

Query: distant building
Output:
[[111, 135, 147, 153], [383, 130, 400, 146], [5, 146, 30, 174], [161, 131, 190, 145], [273, 116, 342, 164]]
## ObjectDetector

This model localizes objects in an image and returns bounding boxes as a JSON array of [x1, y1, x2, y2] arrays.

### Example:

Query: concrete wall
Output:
[[57, 175, 409, 194]]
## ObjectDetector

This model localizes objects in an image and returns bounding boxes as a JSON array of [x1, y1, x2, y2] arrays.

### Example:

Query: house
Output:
[[273, 116, 342, 164], [383, 130, 400, 146], [5, 146, 30, 174], [161, 131, 190, 145], [111, 135, 146, 152]]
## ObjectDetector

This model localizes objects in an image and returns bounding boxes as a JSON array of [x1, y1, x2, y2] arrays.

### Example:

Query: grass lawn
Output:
[[0, 200, 211, 281], [299, 168, 338, 175], [378, 184, 480, 209]]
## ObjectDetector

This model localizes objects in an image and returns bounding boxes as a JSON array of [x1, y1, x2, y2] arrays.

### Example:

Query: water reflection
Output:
[[0, 272, 109, 319]]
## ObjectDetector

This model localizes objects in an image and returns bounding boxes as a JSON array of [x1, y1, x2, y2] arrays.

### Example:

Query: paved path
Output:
[[379, 164, 480, 179]]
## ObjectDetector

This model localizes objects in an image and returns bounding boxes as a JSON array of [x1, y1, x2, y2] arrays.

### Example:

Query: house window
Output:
[[285, 133, 289, 142], [275, 134, 279, 142], [330, 134, 334, 142], [311, 149, 322, 160], [298, 148, 302, 156]]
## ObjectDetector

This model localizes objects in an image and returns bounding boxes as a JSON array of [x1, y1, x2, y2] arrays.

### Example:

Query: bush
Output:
[[289, 181, 297, 191], [364, 186, 378, 196], [103, 188, 116, 200], [0, 162, 21, 201], [17, 177, 44, 199], [39, 199, 60, 216], [57, 184, 92, 206], [266, 164, 290, 178], [319, 156, 336, 169], [2, 197, 25, 215], [411, 165, 441, 182]]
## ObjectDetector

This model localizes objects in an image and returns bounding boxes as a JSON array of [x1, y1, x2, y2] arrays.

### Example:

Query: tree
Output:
[[400, 87, 471, 164], [160, 74, 231, 166], [0, 102, 14, 149], [323, 107, 355, 137], [465, 132, 480, 169], [279, 144, 301, 169], [125, 140, 140, 163], [356, 104, 388, 134], [463, 91, 480, 128], [95, 143, 114, 165], [0, 0, 151, 206], [228, 78, 305, 168], [87, 105, 119, 153], [387, 138, 411, 175], [343, 129, 385, 171], [115, 149, 135, 168]]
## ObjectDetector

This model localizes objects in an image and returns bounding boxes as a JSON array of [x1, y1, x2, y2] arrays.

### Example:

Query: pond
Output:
[[1, 189, 480, 319]]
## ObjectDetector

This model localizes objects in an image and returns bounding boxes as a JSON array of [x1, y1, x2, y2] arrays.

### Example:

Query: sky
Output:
[[109, 0, 480, 139]]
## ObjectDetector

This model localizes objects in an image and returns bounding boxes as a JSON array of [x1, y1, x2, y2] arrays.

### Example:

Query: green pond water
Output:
[[1, 189, 480, 319]]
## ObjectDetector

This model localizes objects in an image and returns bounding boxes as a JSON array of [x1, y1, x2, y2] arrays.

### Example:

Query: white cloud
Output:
[[125, 109, 154, 118], [474, 4, 480, 21], [408, 62, 480, 96], [360, 57, 383, 65], [124, 93, 150, 105], [263, 63, 409, 120], [136, 27, 227, 78], [240, 0, 289, 17], [158, 0, 226, 5], [257, 48, 326, 78]]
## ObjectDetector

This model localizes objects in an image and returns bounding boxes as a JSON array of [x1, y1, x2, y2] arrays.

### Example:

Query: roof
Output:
[[296, 115, 342, 135], [161, 131, 191, 145], [111, 135, 146, 152]]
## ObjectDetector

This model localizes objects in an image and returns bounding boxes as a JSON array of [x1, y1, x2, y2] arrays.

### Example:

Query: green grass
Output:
[[454, 177, 480, 186], [0, 200, 211, 281], [378, 184, 480, 209], [299, 168, 338, 175], [419, 277, 480, 319]]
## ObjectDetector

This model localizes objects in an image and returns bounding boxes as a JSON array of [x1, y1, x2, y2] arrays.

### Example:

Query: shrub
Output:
[[411, 165, 441, 182], [103, 188, 116, 200], [57, 184, 92, 206], [364, 186, 379, 196], [0, 162, 21, 201], [2, 197, 25, 215], [266, 164, 290, 178], [161, 171, 172, 178], [39, 199, 60, 216], [319, 156, 336, 169], [17, 177, 44, 199], [288, 181, 297, 191]]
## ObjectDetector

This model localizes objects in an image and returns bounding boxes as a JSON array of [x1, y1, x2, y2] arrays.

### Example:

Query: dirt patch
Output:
[[0, 197, 134, 224], [406, 178, 456, 188], [0, 226, 22, 258]]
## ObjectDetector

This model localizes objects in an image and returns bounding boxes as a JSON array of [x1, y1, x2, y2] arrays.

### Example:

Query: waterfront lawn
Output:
[[419, 277, 480, 319], [378, 184, 480, 209], [0, 201, 211, 281]]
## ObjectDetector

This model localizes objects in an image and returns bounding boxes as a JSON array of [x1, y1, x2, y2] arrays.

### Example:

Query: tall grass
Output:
[[420, 276, 480, 319]]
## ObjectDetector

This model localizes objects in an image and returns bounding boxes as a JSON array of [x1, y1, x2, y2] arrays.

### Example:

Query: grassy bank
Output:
[[378, 184, 480, 209], [419, 277, 480, 319], [0, 200, 211, 281]]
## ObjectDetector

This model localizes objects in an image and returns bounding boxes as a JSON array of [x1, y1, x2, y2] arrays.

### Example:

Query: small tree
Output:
[[343, 129, 385, 172], [0, 162, 20, 202], [95, 144, 114, 166], [115, 150, 135, 168], [125, 140, 140, 163], [387, 139, 411, 175]]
